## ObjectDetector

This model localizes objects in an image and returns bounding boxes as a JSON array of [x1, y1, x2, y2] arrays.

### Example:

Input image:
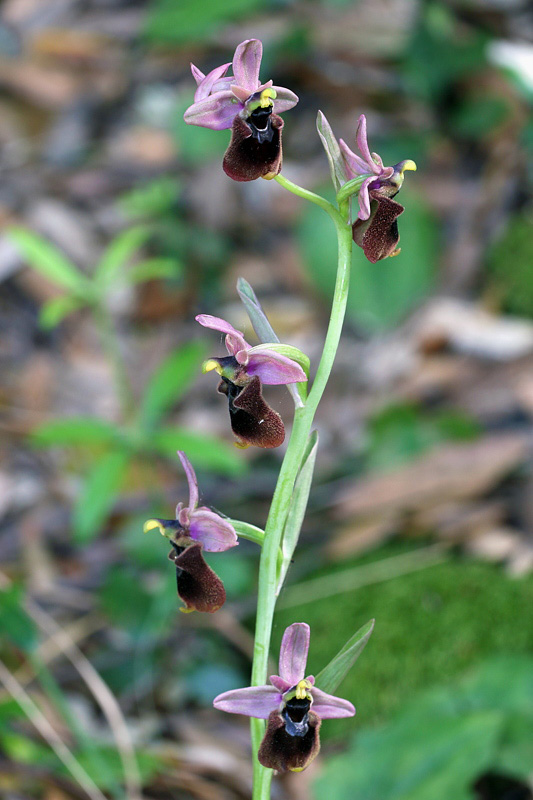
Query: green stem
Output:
[[274, 174, 344, 227], [250, 178, 353, 799]]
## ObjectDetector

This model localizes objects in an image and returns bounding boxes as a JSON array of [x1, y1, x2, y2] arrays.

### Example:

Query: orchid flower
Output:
[[214, 623, 355, 772], [197, 314, 306, 449], [143, 451, 237, 613], [184, 39, 299, 181], [318, 111, 416, 262]]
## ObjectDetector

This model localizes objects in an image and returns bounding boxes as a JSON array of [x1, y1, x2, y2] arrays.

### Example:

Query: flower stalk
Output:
[[249, 182, 353, 798]]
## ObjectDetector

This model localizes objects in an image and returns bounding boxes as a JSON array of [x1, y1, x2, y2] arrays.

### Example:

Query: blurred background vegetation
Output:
[[0, 0, 532, 799]]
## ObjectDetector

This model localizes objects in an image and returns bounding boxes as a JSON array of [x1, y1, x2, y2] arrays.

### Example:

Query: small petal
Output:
[[270, 675, 292, 693], [311, 687, 356, 719], [177, 450, 198, 512], [258, 709, 321, 773], [196, 314, 249, 355], [189, 508, 238, 552], [245, 348, 306, 385], [233, 39, 262, 93], [271, 86, 299, 114], [355, 114, 376, 171], [231, 84, 251, 103], [339, 138, 370, 177], [184, 90, 241, 131], [213, 685, 280, 718], [279, 623, 310, 685], [171, 541, 226, 613], [191, 63, 205, 86], [220, 376, 285, 448], [193, 62, 231, 101], [356, 175, 377, 221]]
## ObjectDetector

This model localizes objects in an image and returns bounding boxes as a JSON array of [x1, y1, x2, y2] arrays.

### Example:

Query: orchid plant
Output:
[[146, 36, 416, 799]]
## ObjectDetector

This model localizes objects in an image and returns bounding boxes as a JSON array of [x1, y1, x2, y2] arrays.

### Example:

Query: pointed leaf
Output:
[[94, 226, 150, 287], [315, 619, 375, 695], [9, 227, 88, 294], [73, 450, 129, 543], [237, 277, 306, 406], [276, 431, 318, 594], [140, 341, 206, 427], [31, 418, 121, 447], [317, 111, 346, 193], [151, 428, 244, 475], [237, 277, 279, 345]]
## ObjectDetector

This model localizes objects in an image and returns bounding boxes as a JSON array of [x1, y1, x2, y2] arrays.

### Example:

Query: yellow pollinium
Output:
[[290, 767, 304, 773], [143, 519, 165, 536], [259, 87, 277, 107], [400, 159, 417, 173], [295, 679, 312, 700], [202, 359, 221, 375]]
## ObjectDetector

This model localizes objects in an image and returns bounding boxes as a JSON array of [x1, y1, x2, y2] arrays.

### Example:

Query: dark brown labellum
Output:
[[352, 190, 404, 263], [169, 540, 226, 613], [258, 708, 321, 773], [218, 375, 285, 448], [223, 113, 284, 182]]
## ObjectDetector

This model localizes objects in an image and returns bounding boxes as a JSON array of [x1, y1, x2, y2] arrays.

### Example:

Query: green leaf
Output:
[[128, 258, 182, 284], [140, 341, 206, 428], [73, 450, 129, 543], [237, 277, 307, 405], [94, 226, 150, 287], [237, 277, 279, 344], [31, 418, 121, 448], [0, 585, 37, 652], [39, 295, 86, 329], [277, 431, 318, 594], [316, 110, 345, 193], [315, 619, 375, 695], [151, 428, 244, 475], [9, 228, 88, 294]]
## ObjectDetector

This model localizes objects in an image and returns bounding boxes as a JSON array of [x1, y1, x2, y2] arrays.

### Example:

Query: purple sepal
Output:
[[195, 314, 249, 355], [232, 39, 262, 92], [183, 90, 240, 131], [271, 86, 299, 114], [270, 675, 291, 693], [213, 685, 281, 718], [177, 450, 199, 511], [184, 38, 298, 135], [279, 623, 310, 685], [311, 687, 356, 719], [245, 348, 306, 385], [192, 62, 232, 101], [189, 509, 238, 552]]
